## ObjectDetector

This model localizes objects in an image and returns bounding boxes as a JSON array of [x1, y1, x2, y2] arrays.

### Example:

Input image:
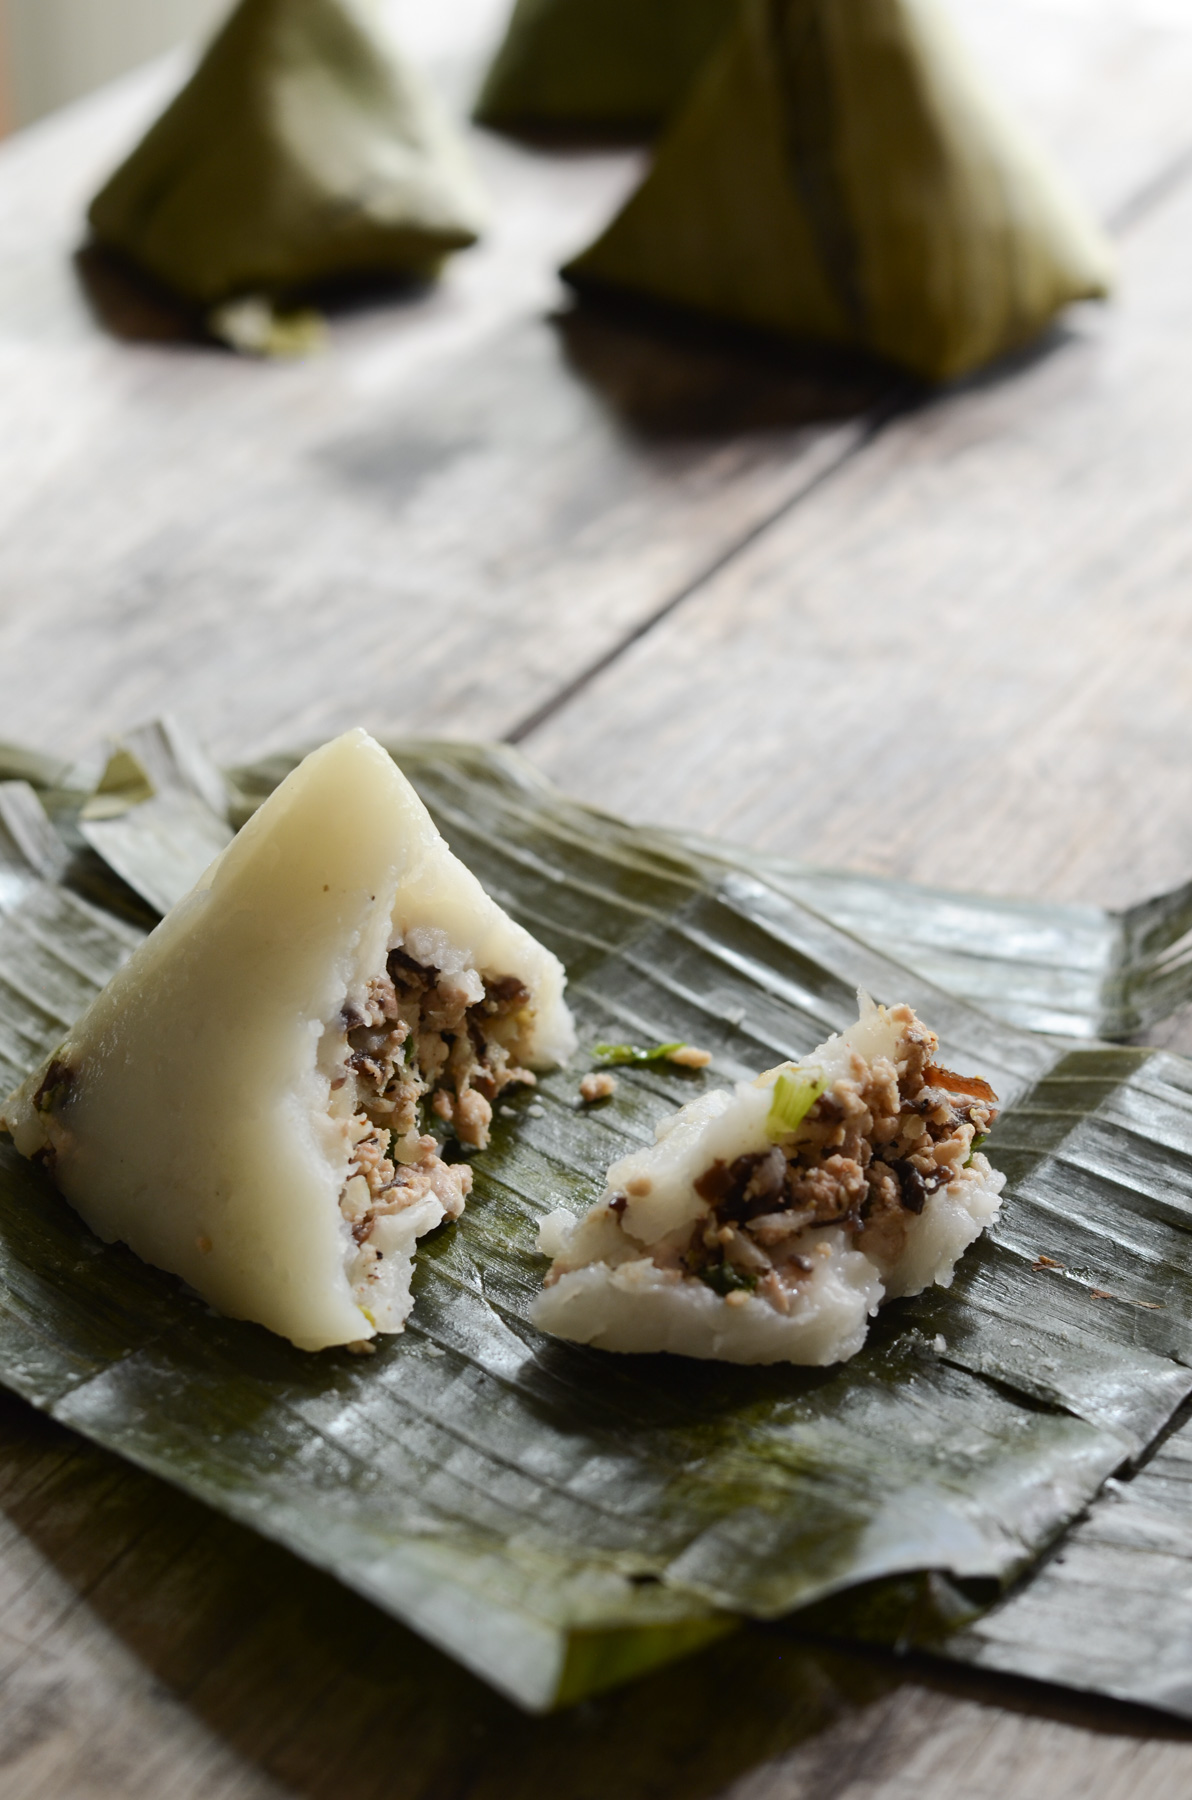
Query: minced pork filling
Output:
[[335, 946, 537, 1260], [662, 1006, 997, 1314]]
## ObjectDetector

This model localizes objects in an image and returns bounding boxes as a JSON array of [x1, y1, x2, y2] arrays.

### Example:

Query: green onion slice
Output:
[[593, 1041, 688, 1066], [766, 1067, 827, 1140], [963, 1132, 990, 1169], [698, 1262, 758, 1297]]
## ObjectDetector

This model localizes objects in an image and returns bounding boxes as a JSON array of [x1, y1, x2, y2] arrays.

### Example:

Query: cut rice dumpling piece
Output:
[[562, 0, 1113, 382], [533, 997, 1003, 1365], [87, 0, 486, 311], [1, 730, 575, 1353], [474, 0, 737, 139]]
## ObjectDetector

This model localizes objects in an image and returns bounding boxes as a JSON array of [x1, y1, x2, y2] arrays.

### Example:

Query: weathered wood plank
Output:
[[526, 169, 1192, 919], [2, 1, 1192, 768]]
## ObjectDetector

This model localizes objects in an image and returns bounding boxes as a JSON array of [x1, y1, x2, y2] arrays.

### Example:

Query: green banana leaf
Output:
[[15, 730, 1188, 1048], [949, 1402, 1192, 1716], [668, 833, 1192, 1043], [0, 782, 142, 1102], [76, 718, 234, 917], [787, 1047, 1192, 1719], [4, 734, 1192, 1712], [87, 0, 486, 316], [562, 0, 1113, 382], [474, 0, 738, 139]]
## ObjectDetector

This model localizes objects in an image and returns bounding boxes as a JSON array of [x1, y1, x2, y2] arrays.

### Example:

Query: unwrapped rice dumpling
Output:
[[2, 731, 575, 1353], [88, 0, 486, 311], [474, 0, 737, 138], [562, 0, 1113, 381], [533, 997, 1003, 1364]]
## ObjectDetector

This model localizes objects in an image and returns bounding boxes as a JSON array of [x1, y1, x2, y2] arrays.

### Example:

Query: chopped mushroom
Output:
[[338, 948, 539, 1285], [534, 1000, 1004, 1369], [681, 1006, 998, 1305]]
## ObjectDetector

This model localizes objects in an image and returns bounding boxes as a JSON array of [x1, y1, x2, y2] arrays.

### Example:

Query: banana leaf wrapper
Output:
[[474, 0, 738, 139], [787, 1050, 1192, 1723], [19, 732, 1192, 1048], [563, 0, 1114, 382], [87, 0, 486, 311], [666, 832, 1192, 1043], [4, 737, 1192, 1712], [947, 1404, 1192, 1715]]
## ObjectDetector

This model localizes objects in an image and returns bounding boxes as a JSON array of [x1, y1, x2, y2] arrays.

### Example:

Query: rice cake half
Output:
[[2, 730, 575, 1352]]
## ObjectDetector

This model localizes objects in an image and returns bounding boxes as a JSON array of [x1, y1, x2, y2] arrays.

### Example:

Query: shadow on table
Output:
[[2, 1393, 1188, 1800], [72, 241, 438, 348], [552, 292, 905, 439], [73, 242, 200, 344], [553, 288, 1095, 442]]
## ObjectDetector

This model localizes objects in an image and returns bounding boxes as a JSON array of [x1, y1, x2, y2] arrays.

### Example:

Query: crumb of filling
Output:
[[335, 947, 536, 1261], [580, 1072, 618, 1103], [618, 1004, 997, 1315], [340, 1118, 474, 1301]]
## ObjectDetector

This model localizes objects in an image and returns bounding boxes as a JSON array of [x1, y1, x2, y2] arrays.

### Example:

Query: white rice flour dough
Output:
[[3, 730, 575, 1351], [533, 997, 1003, 1366]]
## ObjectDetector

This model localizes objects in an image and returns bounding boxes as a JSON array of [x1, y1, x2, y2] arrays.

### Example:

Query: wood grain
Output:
[[2, 0, 1192, 1793], [526, 170, 1192, 917], [0, 36, 884, 767], [1, 0, 1192, 768]]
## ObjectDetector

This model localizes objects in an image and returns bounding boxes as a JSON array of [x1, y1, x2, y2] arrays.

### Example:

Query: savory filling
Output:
[[334, 943, 537, 1305], [621, 1005, 997, 1316]]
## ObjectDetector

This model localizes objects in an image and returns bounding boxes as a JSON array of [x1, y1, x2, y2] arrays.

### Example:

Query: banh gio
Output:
[[1, 731, 575, 1352]]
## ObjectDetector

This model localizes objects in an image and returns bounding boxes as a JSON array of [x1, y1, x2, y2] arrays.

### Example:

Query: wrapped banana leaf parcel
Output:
[[7, 733, 1192, 1712], [562, 0, 1114, 382], [474, 0, 739, 139], [86, 0, 486, 350]]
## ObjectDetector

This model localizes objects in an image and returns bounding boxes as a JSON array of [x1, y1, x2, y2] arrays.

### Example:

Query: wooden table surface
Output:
[[4, 0, 1192, 1792]]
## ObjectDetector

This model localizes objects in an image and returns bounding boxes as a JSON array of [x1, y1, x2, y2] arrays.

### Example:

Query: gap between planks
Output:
[[504, 388, 914, 744], [507, 135, 1192, 752]]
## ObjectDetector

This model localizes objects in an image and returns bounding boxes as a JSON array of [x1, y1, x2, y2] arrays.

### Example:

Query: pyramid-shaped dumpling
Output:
[[88, 0, 486, 308], [2, 732, 575, 1352], [562, 0, 1113, 381], [474, 0, 737, 138]]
